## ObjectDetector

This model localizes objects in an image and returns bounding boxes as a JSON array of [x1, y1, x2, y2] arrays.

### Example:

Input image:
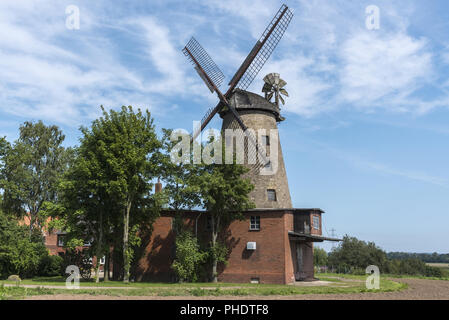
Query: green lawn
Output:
[[0, 273, 407, 300], [2, 276, 288, 288], [318, 271, 449, 281]]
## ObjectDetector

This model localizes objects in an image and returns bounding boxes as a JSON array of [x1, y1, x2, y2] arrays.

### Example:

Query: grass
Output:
[[0, 273, 407, 299], [2, 276, 282, 288], [0, 284, 54, 300], [318, 271, 449, 281]]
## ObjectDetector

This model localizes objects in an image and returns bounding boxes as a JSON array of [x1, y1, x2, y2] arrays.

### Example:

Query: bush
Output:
[[171, 231, 207, 282], [0, 211, 48, 279], [38, 255, 64, 277], [60, 248, 93, 280], [328, 235, 388, 273], [424, 265, 443, 278]]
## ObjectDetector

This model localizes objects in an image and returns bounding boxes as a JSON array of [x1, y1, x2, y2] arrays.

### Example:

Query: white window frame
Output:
[[250, 216, 260, 231]]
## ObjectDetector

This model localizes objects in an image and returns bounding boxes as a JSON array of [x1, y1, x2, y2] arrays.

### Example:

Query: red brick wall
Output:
[[135, 215, 176, 282], [133, 209, 319, 284], [45, 233, 65, 256], [218, 210, 289, 284], [284, 212, 295, 284], [134, 210, 292, 284]]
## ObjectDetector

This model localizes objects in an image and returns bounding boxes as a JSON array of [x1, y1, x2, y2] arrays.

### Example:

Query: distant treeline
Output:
[[387, 252, 449, 263], [314, 236, 449, 278]]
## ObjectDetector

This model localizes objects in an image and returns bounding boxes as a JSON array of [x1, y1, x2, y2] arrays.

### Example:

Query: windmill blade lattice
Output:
[[232, 4, 293, 91], [183, 37, 225, 89]]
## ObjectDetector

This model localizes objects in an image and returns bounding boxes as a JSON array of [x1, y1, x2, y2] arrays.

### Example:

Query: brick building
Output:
[[133, 90, 340, 284], [134, 207, 339, 284], [40, 89, 339, 284]]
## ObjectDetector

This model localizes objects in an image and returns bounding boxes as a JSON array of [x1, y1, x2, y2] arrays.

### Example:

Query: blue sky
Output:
[[1, 0, 448, 253]]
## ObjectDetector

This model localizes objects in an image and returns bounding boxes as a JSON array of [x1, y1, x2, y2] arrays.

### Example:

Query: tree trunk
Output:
[[95, 211, 104, 283], [29, 208, 36, 238], [211, 215, 218, 283], [104, 250, 110, 282], [123, 199, 131, 283]]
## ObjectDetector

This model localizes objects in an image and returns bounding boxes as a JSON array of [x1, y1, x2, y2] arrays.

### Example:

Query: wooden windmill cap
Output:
[[219, 89, 285, 122]]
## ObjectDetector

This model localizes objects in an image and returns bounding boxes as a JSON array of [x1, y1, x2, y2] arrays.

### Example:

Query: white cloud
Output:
[[339, 32, 433, 109], [0, 0, 448, 129], [252, 56, 333, 116], [204, 0, 446, 117]]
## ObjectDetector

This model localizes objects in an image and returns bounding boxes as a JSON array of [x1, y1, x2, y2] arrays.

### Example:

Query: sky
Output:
[[1, 0, 448, 253]]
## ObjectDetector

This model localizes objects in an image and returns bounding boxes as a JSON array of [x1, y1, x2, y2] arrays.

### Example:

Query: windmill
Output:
[[182, 4, 294, 208], [262, 73, 289, 108]]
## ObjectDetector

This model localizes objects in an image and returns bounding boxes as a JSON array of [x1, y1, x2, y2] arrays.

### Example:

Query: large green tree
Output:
[[0, 121, 71, 236], [79, 106, 164, 283], [159, 129, 202, 235], [190, 141, 255, 282]]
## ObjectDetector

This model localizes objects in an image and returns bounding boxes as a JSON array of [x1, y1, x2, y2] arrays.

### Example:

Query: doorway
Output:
[[295, 242, 306, 281]]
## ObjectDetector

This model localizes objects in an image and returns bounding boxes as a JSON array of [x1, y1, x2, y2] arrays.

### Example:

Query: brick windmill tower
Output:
[[182, 4, 294, 209]]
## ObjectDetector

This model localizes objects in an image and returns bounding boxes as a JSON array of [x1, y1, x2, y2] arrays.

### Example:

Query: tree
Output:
[[171, 231, 207, 282], [328, 235, 388, 273], [0, 204, 48, 279], [79, 106, 163, 283], [313, 247, 328, 267], [159, 129, 203, 237], [160, 129, 201, 212], [0, 136, 9, 174], [0, 121, 71, 236], [191, 140, 255, 282]]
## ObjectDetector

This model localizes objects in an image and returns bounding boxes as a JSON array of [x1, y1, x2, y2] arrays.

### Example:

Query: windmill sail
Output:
[[228, 4, 294, 92], [182, 4, 293, 168], [183, 37, 225, 91]]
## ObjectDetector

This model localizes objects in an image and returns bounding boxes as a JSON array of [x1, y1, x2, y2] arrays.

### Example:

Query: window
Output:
[[57, 235, 65, 247], [250, 216, 260, 230], [312, 215, 320, 230], [262, 135, 270, 146], [267, 189, 277, 201]]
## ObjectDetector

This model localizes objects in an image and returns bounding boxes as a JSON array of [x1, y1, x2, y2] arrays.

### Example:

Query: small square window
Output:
[[250, 216, 260, 230], [267, 189, 276, 201]]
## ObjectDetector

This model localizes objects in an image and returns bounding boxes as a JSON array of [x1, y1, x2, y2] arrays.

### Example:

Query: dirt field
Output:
[[25, 278, 449, 300]]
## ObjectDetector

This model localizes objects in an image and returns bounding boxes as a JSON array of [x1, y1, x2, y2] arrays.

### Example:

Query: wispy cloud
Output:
[[0, 0, 449, 131], [313, 141, 448, 187]]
